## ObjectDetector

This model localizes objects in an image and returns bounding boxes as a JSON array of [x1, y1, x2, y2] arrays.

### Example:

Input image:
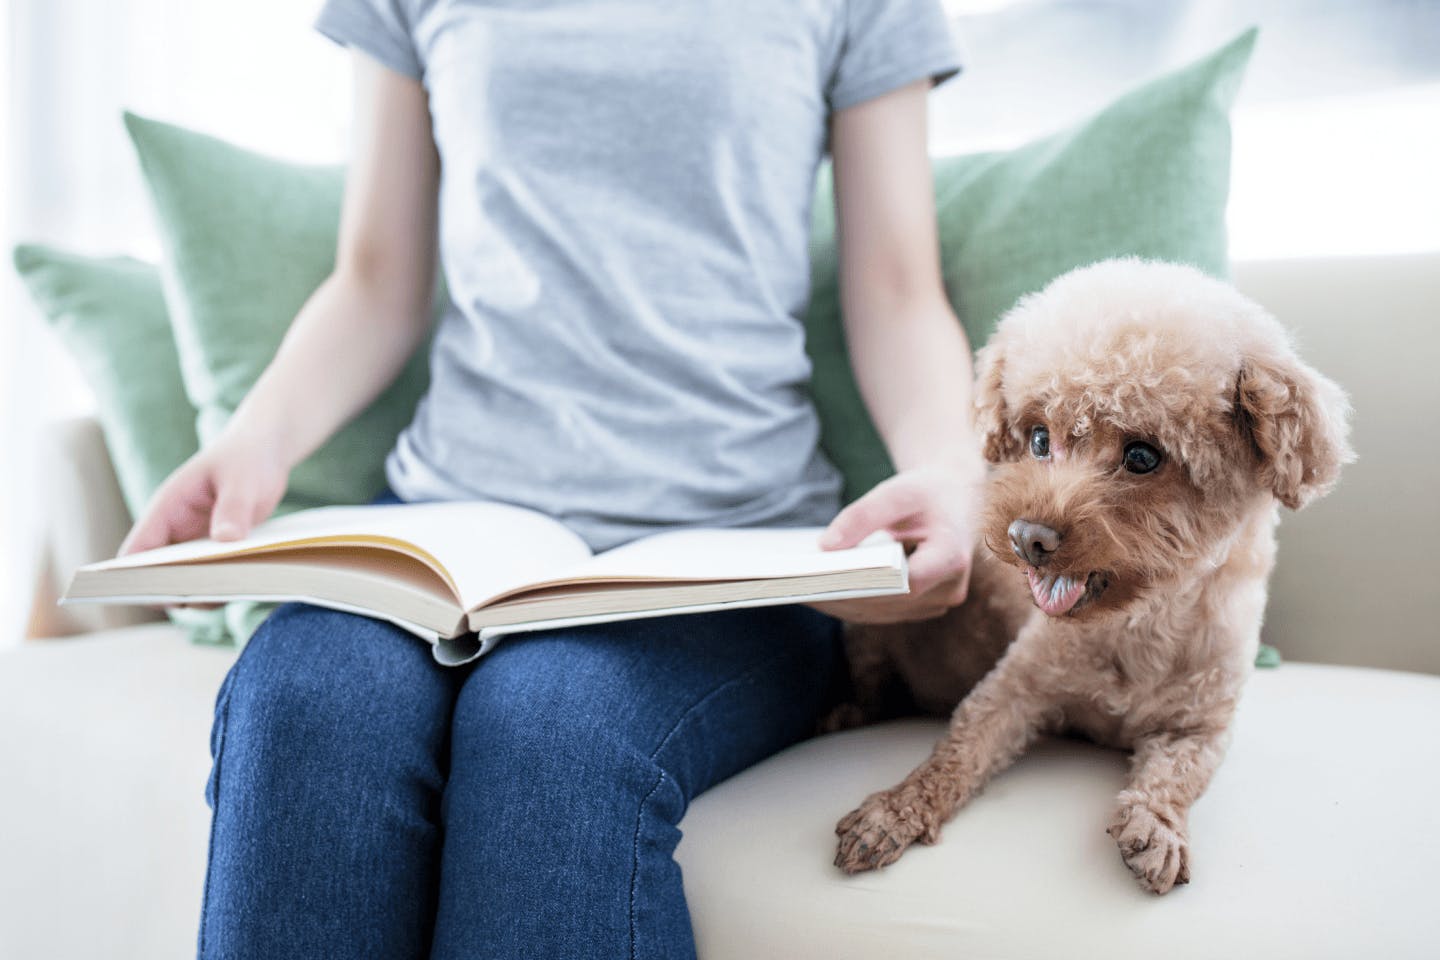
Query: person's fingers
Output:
[[818, 564, 971, 622], [907, 557, 974, 610], [945, 563, 973, 607], [118, 512, 170, 556], [905, 539, 971, 597], [119, 492, 194, 555], [209, 483, 254, 541], [905, 576, 964, 616], [818, 500, 884, 550], [818, 482, 921, 550], [808, 592, 951, 625], [120, 470, 217, 555]]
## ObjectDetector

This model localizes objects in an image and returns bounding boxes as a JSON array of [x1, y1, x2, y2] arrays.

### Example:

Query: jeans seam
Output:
[[197, 681, 234, 958], [197, 618, 268, 959], [626, 648, 795, 960]]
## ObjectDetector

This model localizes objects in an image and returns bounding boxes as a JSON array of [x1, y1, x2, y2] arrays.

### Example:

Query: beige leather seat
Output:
[[677, 663, 1440, 959], [3, 626, 1436, 958]]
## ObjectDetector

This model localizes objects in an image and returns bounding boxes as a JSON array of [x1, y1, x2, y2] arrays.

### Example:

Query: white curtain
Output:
[[1, 0, 350, 644]]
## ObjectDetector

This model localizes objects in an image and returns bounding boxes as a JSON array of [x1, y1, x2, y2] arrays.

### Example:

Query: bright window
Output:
[[934, 0, 1440, 258]]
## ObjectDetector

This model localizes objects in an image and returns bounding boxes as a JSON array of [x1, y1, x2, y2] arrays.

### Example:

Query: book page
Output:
[[576, 528, 899, 580], [471, 527, 903, 607], [83, 500, 594, 608]]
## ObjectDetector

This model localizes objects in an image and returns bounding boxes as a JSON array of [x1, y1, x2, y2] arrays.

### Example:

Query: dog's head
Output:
[[974, 258, 1353, 619]]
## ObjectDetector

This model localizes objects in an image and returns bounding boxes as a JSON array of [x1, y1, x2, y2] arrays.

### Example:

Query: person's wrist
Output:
[[894, 451, 986, 487], [218, 407, 299, 476]]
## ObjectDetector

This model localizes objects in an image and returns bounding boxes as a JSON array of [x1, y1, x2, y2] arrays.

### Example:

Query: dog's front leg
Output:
[[816, 623, 909, 734], [1107, 727, 1231, 894], [833, 652, 1056, 874]]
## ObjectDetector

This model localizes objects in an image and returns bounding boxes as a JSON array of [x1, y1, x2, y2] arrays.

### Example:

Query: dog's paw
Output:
[[833, 787, 941, 874], [1107, 801, 1190, 894], [816, 702, 869, 735]]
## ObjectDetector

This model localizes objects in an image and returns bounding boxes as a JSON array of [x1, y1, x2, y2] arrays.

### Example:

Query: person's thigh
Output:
[[198, 600, 462, 960], [429, 604, 845, 960]]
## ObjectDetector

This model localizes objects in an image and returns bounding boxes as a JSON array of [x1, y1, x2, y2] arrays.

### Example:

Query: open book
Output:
[[61, 501, 908, 666]]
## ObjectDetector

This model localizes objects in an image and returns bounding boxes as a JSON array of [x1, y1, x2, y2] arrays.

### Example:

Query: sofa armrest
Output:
[[26, 416, 164, 638]]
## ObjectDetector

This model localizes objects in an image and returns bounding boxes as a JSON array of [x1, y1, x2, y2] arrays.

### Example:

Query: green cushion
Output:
[[9, 244, 263, 645], [11, 245, 198, 518], [122, 111, 434, 513], [804, 29, 1257, 502]]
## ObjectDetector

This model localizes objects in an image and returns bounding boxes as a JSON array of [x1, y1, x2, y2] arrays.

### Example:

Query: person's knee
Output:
[[220, 603, 453, 765], [452, 635, 654, 762], [449, 684, 677, 858], [448, 609, 845, 814], [454, 642, 654, 773]]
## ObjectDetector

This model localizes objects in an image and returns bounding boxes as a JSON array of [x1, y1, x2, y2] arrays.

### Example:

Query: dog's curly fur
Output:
[[828, 259, 1354, 894]]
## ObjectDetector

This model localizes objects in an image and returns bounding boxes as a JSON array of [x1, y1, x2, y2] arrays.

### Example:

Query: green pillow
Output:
[[122, 111, 435, 512], [10, 244, 266, 645], [11, 245, 198, 518], [804, 29, 1257, 502]]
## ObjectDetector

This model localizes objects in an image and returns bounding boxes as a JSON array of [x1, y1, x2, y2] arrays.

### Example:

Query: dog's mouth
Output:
[[1025, 569, 1109, 617]]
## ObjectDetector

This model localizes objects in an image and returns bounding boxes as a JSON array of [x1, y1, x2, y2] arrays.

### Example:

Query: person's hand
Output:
[[808, 464, 981, 624], [119, 425, 290, 610]]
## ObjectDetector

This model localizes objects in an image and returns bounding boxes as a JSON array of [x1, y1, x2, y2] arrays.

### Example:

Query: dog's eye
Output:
[[1030, 425, 1050, 459], [1123, 441, 1162, 474]]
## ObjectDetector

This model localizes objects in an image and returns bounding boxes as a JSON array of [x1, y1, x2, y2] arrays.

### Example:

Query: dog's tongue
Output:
[[1027, 569, 1087, 616]]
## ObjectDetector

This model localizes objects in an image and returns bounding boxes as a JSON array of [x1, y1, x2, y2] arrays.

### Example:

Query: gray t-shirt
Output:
[[314, 0, 962, 551]]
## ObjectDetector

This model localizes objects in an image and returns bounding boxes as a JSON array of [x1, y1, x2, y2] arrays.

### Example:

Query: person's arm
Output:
[[229, 53, 440, 484], [810, 78, 984, 623], [120, 53, 439, 554]]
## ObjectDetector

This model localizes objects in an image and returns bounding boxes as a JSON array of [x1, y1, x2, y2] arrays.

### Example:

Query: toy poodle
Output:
[[829, 258, 1353, 894]]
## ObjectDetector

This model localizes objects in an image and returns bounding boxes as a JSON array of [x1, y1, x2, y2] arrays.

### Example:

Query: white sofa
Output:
[[3, 255, 1438, 959]]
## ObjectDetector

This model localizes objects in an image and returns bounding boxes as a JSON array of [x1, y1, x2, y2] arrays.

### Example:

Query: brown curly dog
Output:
[[829, 258, 1354, 894]]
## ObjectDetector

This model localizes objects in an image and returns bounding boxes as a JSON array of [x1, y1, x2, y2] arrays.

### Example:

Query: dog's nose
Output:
[[1008, 520, 1061, 567]]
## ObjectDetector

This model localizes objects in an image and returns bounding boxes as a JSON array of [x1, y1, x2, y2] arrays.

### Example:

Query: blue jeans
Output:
[[198, 486, 844, 959]]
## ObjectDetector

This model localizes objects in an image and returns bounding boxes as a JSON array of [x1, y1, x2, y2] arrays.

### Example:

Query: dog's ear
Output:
[[1235, 342, 1354, 510], [974, 339, 1022, 463]]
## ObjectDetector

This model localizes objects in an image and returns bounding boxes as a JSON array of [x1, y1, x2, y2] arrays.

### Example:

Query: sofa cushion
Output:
[[675, 662, 1440, 958], [2, 627, 1435, 958], [0, 624, 232, 960], [805, 30, 1255, 502]]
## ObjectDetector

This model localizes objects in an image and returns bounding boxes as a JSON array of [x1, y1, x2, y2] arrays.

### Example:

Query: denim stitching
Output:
[[196, 613, 271, 958], [626, 648, 794, 960], [196, 673, 235, 958]]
